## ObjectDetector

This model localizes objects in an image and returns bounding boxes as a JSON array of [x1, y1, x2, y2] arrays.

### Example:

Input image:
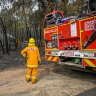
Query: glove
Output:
[[22, 53, 27, 58], [38, 58, 41, 63]]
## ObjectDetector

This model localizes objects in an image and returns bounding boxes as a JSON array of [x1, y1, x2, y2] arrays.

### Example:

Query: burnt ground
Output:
[[0, 51, 24, 70], [0, 50, 96, 96]]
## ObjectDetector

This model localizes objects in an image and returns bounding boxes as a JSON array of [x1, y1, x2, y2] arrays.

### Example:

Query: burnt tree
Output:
[[0, 17, 9, 54]]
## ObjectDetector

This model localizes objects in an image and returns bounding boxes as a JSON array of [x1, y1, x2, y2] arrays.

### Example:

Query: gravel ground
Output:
[[0, 51, 96, 96]]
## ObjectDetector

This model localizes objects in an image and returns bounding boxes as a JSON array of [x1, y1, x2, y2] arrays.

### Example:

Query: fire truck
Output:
[[43, 0, 96, 71]]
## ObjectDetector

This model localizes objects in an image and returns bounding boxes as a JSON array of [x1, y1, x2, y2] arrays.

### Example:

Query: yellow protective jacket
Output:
[[21, 44, 41, 68]]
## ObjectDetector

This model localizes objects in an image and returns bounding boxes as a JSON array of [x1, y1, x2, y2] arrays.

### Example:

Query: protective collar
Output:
[[28, 43, 35, 46]]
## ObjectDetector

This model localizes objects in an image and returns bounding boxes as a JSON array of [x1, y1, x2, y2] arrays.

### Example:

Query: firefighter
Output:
[[21, 38, 41, 84]]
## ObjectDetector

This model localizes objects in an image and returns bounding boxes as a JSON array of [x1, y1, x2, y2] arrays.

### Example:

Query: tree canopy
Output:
[[0, 0, 84, 53]]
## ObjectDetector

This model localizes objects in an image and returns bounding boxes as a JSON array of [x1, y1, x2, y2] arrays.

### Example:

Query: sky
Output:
[[0, 0, 12, 11], [0, 0, 76, 12], [0, 0, 20, 12], [0, 0, 38, 12]]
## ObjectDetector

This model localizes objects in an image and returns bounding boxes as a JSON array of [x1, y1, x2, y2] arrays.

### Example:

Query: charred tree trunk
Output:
[[22, 0, 29, 40], [0, 17, 9, 54], [0, 39, 5, 54]]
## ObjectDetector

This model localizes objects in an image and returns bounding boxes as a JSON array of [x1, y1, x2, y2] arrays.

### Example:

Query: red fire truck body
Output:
[[44, 10, 96, 69]]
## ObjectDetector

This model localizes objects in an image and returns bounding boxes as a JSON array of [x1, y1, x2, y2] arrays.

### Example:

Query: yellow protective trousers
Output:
[[26, 67, 38, 81]]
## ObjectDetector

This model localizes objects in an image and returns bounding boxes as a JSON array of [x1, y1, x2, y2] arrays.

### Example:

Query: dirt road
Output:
[[0, 63, 96, 96]]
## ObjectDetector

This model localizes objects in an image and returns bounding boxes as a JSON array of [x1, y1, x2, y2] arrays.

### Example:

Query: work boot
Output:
[[26, 78, 31, 82], [32, 79, 37, 84]]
